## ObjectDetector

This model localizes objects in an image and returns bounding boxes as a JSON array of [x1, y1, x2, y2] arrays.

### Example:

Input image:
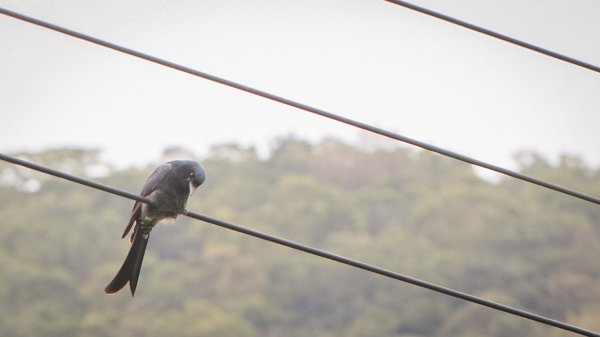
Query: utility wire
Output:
[[1, 8, 599, 207], [0, 152, 599, 337], [383, 0, 600, 74], [1, 7, 598, 335]]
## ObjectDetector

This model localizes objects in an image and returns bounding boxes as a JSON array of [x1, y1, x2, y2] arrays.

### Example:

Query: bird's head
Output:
[[188, 163, 206, 189], [170, 160, 206, 191]]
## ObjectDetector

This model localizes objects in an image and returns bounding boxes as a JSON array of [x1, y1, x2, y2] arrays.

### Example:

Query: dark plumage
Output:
[[104, 160, 205, 296]]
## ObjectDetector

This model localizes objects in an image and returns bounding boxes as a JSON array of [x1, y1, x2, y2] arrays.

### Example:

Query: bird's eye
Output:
[[190, 172, 195, 177]]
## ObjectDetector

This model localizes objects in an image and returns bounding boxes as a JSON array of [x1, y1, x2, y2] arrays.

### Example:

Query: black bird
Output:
[[105, 160, 205, 296]]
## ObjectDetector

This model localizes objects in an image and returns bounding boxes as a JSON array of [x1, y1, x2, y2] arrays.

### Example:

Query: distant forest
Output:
[[1, 137, 599, 337]]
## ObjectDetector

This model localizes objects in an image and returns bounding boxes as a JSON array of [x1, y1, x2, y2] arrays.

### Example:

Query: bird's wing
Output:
[[121, 162, 174, 239]]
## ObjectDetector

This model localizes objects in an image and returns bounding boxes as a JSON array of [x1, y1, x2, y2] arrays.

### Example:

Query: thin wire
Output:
[[383, 0, 600, 74], [1, 8, 599, 207], [1, 153, 599, 337], [0, 153, 153, 205]]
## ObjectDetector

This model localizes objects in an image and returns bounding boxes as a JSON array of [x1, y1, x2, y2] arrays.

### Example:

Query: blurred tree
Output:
[[0, 138, 598, 337]]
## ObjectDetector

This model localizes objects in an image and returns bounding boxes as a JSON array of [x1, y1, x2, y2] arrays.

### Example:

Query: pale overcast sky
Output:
[[1, 0, 599, 170]]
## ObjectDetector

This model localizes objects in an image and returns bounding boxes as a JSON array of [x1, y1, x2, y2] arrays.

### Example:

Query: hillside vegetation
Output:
[[0, 137, 599, 337]]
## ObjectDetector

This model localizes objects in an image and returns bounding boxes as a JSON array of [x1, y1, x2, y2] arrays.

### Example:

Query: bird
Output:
[[104, 160, 205, 296]]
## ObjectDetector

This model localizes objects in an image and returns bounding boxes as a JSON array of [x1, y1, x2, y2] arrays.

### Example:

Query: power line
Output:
[[383, 0, 600, 74], [1, 8, 599, 207], [0, 153, 151, 205], [1, 6, 597, 335], [0, 152, 598, 337]]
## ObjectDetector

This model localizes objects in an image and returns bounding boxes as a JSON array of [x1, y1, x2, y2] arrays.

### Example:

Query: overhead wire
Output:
[[0, 152, 599, 337], [1, 7, 599, 206], [382, 0, 600, 74], [0, 3, 598, 336]]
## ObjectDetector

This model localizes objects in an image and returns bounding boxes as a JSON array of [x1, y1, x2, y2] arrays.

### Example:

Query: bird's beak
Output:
[[191, 173, 205, 189]]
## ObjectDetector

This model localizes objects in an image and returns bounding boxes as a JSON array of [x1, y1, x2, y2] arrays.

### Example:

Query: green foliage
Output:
[[0, 137, 599, 336]]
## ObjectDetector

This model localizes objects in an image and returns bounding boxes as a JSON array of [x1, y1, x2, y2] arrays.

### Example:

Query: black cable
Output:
[[1, 8, 599, 207], [383, 0, 600, 74], [0, 153, 153, 205], [0, 152, 599, 337]]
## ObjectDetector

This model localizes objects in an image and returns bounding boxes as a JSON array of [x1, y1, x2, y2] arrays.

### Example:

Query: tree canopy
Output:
[[0, 137, 598, 337]]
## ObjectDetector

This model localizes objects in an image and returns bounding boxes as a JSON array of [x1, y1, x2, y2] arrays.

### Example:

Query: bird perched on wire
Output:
[[105, 160, 205, 296]]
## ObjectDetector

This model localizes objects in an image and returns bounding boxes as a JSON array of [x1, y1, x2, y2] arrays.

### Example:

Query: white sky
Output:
[[1, 0, 599, 170]]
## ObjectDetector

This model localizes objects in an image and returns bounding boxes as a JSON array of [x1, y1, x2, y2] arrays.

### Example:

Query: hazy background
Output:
[[1, 1, 600, 337], [0, 141, 599, 337], [1, 0, 599, 169]]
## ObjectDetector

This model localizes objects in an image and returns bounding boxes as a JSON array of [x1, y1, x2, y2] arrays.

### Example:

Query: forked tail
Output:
[[104, 232, 149, 296]]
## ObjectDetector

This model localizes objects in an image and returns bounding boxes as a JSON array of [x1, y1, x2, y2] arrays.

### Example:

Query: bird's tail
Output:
[[104, 232, 149, 296]]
